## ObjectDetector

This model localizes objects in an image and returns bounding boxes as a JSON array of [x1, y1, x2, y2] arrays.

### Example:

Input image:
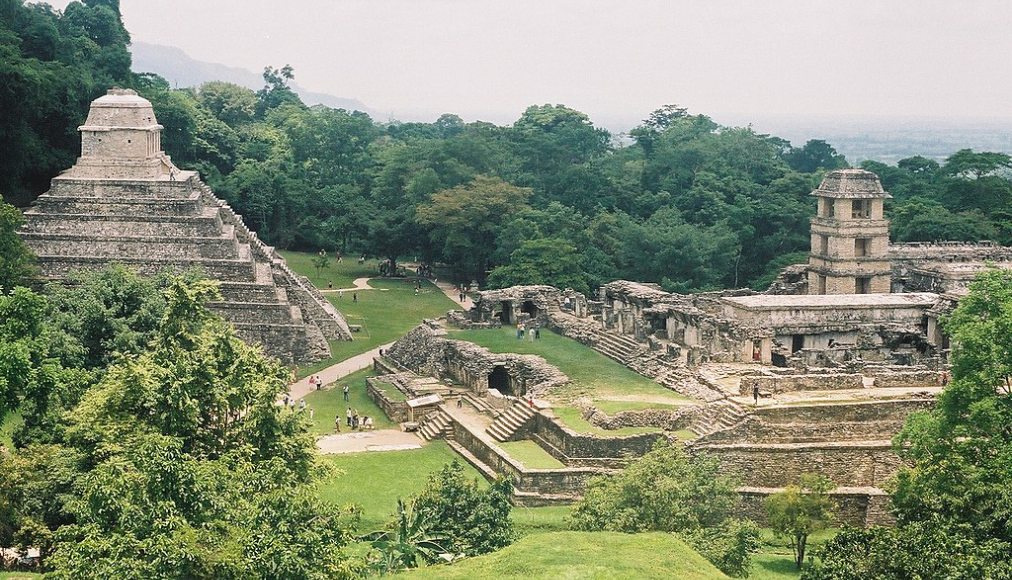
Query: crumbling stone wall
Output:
[[472, 285, 562, 325], [737, 487, 895, 527], [739, 372, 865, 395], [385, 323, 569, 397], [528, 413, 667, 468], [702, 442, 902, 488]]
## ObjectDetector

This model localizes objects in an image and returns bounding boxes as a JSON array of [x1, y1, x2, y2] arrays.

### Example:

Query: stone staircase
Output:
[[487, 400, 537, 442], [593, 332, 646, 365], [687, 399, 749, 438], [418, 408, 454, 441]]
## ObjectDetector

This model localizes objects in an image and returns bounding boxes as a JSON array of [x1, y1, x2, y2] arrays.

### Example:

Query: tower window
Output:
[[825, 199, 835, 218], [855, 238, 870, 257], [852, 199, 871, 219], [820, 235, 829, 256], [856, 277, 872, 294]]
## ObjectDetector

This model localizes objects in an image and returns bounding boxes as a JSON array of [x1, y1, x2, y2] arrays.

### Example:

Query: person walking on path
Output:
[[343, 384, 350, 401], [752, 383, 760, 405], [457, 396, 463, 409]]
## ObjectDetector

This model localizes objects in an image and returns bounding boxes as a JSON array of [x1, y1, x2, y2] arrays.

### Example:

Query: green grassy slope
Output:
[[400, 531, 728, 579], [317, 441, 486, 530]]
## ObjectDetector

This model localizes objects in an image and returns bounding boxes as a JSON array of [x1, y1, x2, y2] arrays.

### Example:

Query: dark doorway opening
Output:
[[488, 366, 513, 396], [791, 334, 804, 353], [499, 302, 512, 325], [772, 353, 789, 367], [520, 300, 539, 319]]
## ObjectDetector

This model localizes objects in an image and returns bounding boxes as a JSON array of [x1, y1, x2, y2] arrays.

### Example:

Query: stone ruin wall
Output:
[[385, 323, 569, 397], [738, 488, 895, 527], [702, 442, 902, 488], [525, 413, 667, 469]]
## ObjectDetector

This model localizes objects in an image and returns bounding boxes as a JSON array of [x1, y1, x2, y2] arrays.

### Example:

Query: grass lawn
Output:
[[400, 531, 728, 579], [511, 505, 571, 538], [317, 440, 486, 530], [497, 440, 565, 469], [749, 527, 839, 580], [292, 279, 458, 377], [592, 399, 686, 414], [300, 368, 395, 435], [372, 379, 407, 402], [450, 327, 694, 405], [277, 250, 380, 289], [1, 409, 22, 449], [0, 574, 42, 580], [552, 406, 661, 436]]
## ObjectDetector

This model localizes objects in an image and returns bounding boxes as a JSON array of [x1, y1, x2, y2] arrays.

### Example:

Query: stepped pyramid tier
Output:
[[19, 88, 352, 364]]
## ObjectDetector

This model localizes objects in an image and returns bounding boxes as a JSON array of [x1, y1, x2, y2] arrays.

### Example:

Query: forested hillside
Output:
[[3, 0, 1010, 293]]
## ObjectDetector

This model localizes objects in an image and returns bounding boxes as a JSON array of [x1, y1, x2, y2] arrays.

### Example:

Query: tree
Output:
[[10, 276, 358, 578], [364, 499, 449, 574], [803, 522, 1012, 580], [785, 140, 848, 174], [0, 202, 36, 291], [486, 238, 591, 296], [411, 461, 514, 556], [416, 176, 532, 284], [766, 474, 836, 569], [570, 441, 759, 577], [312, 249, 330, 278]]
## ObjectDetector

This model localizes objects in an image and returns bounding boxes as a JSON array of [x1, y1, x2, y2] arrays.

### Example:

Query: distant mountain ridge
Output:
[[130, 41, 374, 115]]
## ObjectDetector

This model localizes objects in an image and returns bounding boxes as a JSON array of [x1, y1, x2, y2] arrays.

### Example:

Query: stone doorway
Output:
[[792, 334, 804, 353], [499, 302, 513, 325], [488, 365, 513, 396], [520, 300, 539, 319]]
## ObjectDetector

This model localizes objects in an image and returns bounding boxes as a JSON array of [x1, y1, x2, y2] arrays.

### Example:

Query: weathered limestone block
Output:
[[739, 372, 865, 395], [702, 441, 902, 488]]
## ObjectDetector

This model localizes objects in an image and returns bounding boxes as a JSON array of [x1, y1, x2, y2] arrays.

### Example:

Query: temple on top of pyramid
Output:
[[19, 88, 352, 364]]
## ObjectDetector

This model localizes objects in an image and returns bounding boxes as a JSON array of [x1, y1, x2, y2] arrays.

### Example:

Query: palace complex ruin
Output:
[[18, 89, 352, 364], [370, 168, 1012, 525]]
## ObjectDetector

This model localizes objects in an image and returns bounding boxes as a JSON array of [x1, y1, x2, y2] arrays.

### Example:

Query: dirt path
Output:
[[287, 343, 394, 400], [316, 429, 423, 454], [320, 277, 386, 293]]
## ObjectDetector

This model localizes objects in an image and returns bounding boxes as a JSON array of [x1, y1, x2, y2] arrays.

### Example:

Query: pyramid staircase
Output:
[[487, 400, 537, 442]]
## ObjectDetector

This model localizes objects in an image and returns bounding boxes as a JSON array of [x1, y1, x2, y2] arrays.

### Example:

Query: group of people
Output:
[[515, 324, 542, 341], [280, 394, 314, 419], [336, 407, 373, 431], [308, 375, 324, 390]]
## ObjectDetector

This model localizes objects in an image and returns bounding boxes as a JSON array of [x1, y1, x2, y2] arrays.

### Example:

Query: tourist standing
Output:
[[334, 414, 341, 432], [346, 407, 353, 427], [752, 383, 760, 405], [343, 384, 350, 401]]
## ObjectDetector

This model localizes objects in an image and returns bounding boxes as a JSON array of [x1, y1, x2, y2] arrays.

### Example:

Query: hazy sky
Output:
[[48, 1, 1012, 127]]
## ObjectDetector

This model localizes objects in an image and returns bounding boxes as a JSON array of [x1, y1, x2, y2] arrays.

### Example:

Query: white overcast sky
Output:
[[45, 0, 1012, 127]]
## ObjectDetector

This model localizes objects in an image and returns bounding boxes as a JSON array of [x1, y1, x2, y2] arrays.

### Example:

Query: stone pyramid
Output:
[[19, 88, 352, 364]]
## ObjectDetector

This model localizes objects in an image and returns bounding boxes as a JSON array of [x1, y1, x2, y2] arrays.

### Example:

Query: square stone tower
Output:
[[808, 169, 892, 295]]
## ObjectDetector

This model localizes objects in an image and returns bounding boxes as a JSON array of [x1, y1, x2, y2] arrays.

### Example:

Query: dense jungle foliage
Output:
[[4, 1, 1011, 294]]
